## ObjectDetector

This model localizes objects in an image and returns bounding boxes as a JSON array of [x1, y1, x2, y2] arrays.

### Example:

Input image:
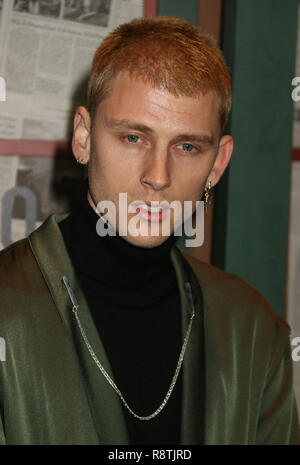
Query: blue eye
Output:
[[126, 135, 140, 143], [181, 143, 195, 152]]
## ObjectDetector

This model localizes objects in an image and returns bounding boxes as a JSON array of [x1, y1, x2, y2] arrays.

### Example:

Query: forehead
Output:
[[95, 71, 221, 136]]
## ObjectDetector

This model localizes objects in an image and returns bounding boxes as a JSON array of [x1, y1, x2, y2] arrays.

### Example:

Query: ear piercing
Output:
[[76, 158, 87, 166], [204, 181, 212, 213]]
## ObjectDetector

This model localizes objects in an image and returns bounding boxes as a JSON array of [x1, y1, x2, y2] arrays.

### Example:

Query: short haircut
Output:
[[87, 16, 232, 131]]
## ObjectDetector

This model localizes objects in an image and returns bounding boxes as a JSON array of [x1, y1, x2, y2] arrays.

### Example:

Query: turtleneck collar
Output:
[[59, 180, 179, 308]]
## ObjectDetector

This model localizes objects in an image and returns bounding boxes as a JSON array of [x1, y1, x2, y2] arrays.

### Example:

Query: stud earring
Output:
[[204, 181, 212, 213], [76, 158, 87, 166]]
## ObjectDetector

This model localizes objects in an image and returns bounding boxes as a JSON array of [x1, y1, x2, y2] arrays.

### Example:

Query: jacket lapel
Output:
[[29, 214, 130, 445], [171, 247, 206, 445]]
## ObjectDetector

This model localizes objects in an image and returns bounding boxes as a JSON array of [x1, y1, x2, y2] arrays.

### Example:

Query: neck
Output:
[[59, 181, 179, 308]]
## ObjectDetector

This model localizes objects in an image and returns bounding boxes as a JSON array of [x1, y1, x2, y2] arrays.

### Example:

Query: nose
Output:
[[140, 147, 171, 192]]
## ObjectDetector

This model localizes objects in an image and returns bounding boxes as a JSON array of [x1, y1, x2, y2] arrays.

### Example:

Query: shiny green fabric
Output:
[[0, 214, 299, 445]]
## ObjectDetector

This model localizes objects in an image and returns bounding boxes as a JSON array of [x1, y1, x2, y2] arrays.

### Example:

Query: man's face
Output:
[[73, 70, 233, 248]]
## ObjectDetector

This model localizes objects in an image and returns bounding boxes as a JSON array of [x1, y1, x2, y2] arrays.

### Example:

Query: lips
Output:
[[131, 200, 170, 223]]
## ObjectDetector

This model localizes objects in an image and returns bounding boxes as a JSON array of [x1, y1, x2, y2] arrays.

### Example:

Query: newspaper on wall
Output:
[[0, 0, 143, 140], [0, 154, 85, 250]]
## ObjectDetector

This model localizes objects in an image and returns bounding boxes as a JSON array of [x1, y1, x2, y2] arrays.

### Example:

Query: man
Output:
[[0, 16, 299, 445]]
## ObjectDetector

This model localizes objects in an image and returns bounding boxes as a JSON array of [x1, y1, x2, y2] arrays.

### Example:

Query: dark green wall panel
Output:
[[158, 0, 198, 26], [214, 0, 299, 318]]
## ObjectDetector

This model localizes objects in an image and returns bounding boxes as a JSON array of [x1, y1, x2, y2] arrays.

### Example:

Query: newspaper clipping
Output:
[[0, 0, 143, 140]]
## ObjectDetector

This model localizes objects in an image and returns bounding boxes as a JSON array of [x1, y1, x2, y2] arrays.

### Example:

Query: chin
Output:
[[122, 233, 171, 249]]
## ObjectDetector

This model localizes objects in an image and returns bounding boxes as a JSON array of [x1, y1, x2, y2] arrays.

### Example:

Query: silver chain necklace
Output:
[[62, 276, 195, 421]]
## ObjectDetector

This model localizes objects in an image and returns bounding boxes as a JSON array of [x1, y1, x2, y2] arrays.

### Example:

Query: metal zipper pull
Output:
[[62, 276, 79, 312], [184, 281, 196, 318]]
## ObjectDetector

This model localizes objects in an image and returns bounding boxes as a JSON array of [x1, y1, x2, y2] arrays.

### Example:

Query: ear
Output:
[[208, 135, 234, 187], [72, 106, 91, 164]]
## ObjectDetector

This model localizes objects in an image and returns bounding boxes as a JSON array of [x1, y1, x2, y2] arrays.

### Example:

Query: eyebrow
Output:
[[105, 118, 216, 146]]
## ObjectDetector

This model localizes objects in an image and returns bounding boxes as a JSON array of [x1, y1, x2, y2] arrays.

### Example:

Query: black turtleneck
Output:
[[59, 181, 182, 445]]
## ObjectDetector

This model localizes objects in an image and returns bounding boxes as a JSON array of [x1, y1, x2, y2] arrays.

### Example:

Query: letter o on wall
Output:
[[1, 187, 37, 248]]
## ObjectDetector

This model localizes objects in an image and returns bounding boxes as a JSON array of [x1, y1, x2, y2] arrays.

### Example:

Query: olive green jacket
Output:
[[0, 214, 299, 445]]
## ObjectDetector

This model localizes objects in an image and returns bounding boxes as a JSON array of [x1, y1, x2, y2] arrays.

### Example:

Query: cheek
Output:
[[173, 167, 207, 201], [89, 149, 136, 197], [92, 135, 139, 176]]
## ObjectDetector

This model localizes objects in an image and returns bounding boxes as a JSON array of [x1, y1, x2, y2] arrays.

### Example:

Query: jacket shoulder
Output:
[[180, 249, 290, 334], [0, 238, 39, 288], [180, 250, 292, 386], [0, 238, 48, 322]]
